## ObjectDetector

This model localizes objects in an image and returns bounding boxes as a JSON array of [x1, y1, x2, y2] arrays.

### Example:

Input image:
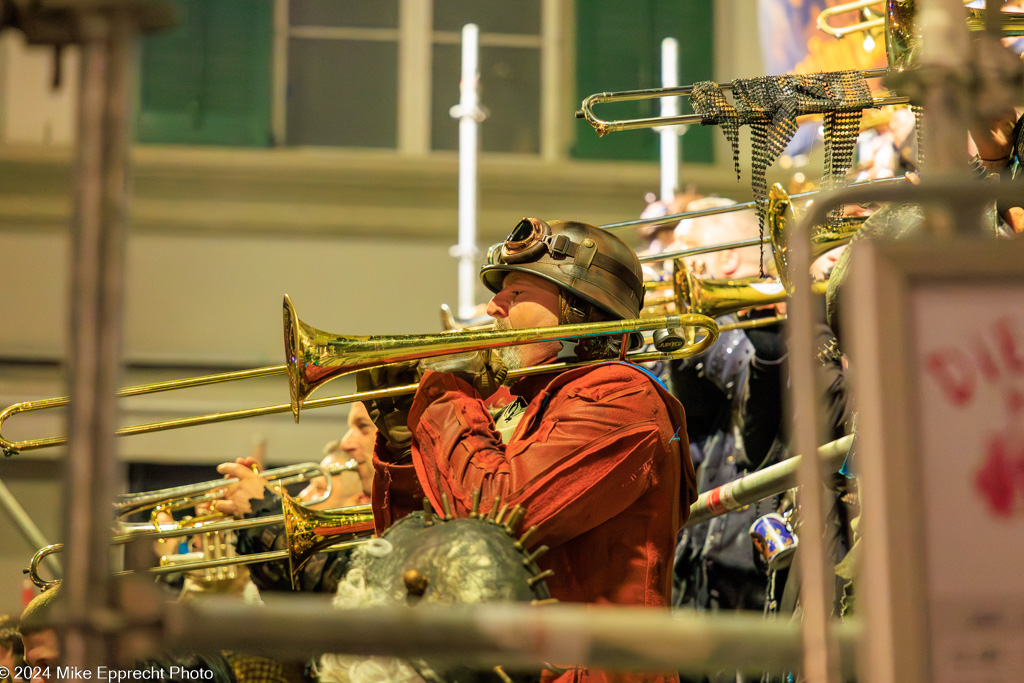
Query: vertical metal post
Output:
[[788, 224, 840, 683], [916, 0, 975, 235], [270, 0, 288, 146], [658, 37, 680, 203], [450, 23, 485, 321], [62, 9, 136, 669]]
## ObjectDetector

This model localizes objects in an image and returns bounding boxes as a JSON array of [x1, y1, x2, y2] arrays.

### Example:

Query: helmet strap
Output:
[[559, 292, 619, 361]]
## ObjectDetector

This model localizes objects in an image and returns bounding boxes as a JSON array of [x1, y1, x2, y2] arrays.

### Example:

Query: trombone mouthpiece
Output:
[[652, 328, 688, 352]]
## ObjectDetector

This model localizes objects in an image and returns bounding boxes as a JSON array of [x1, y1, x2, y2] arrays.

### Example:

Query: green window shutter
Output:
[[137, 0, 273, 147], [573, 0, 714, 164]]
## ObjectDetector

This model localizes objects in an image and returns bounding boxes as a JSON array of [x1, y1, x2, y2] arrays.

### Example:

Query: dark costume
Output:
[[372, 361, 697, 683], [669, 312, 849, 683], [669, 315, 791, 615]]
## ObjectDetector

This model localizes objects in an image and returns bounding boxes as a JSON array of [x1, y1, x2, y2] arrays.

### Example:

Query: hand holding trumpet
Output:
[[211, 457, 268, 518]]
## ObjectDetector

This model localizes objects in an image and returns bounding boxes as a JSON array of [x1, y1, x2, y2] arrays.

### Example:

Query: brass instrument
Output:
[[281, 494, 374, 588], [645, 265, 829, 322], [642, 183, 860, 315], [574, 67, 905, 137], [114, 459, 357, 525], [653, 264, 824, 320], [28, 499, 376, 590], [283, 296, 717, 421], [600, 175, 902, 243], [818, 0, 1024, 69], [766, 183, 863, 293], [576, 1, 1024, 136], [816, 0, 887, 40], [0, 299, 718, 456]]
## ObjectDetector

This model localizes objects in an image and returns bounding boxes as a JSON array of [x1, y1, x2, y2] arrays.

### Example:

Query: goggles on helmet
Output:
[[489, 217, 573, 265]]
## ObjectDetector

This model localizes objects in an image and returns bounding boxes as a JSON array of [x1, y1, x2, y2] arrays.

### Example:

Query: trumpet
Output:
[[114, 459, 358, 526], [28, 498, 376, 591], [1, 301, 718, 455]]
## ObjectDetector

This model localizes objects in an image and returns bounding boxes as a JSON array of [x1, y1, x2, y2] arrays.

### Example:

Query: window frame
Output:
[[270, 0, 570, 158]]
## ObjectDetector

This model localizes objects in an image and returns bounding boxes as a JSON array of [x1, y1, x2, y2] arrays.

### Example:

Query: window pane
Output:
[[138, 0, 272, 147], [287, 39, 397, 148], [433, 0, 540, 34], [432, 44, 540, 154], [290, 0, 398, 28], [573, 0, 715, 163]]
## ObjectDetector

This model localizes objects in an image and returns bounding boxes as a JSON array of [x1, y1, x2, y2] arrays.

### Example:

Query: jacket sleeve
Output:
[[371, 431, 425, 534], [407, 365, 680, 548]]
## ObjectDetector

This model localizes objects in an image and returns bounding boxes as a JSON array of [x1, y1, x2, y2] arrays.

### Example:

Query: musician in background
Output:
[[970, 107, 1024, 233], [637, 186, 706, 263], [212, 403, 376, 594], [298, 439, 370, 511], [357, 218, 696, 683]]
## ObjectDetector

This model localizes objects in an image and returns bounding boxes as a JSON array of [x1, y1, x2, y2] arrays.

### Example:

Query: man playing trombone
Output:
[[359, 218, 697, 682]]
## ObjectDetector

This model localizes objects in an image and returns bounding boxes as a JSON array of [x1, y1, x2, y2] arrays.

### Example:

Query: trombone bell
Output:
[[767, 183, 864, 293], [282, 497, 375, 589], [672, 263, 791, 320]]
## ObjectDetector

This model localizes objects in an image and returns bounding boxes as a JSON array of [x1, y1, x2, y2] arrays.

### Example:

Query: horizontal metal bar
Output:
[[686, 435, 853, 526], [164, 595, 861, 678]]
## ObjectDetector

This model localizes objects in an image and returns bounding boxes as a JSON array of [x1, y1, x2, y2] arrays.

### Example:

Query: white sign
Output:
[[912, 285, 1024, 681]]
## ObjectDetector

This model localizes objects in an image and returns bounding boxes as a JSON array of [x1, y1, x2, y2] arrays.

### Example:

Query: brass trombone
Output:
[[598, 175, 904, 241], [577, 0, 1024, 137], [1, 300, 719, 455], [282, 297, 719, 420], [816, 0, 887, 40], [574, 67, 906, 137], [28, 336, 745, 590]]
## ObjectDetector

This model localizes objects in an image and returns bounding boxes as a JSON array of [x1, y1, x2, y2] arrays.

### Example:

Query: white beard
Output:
[[492, 318, 525, 370], [492, 318, 561, 370]]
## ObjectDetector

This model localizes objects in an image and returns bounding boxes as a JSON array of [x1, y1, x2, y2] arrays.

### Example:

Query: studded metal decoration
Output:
[[327, 493, 554, 683], [690, 71, 873, 271]]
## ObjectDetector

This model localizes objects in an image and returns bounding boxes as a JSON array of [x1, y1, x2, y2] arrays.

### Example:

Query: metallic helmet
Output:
[[480, 217, 646, 322]]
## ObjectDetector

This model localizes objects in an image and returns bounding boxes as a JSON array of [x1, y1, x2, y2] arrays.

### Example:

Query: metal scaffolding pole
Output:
[[789, 174, 1023, 682], [62, 9, 138, 669], [163, 595, 861, 679], [0, 0, 175, 669]]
